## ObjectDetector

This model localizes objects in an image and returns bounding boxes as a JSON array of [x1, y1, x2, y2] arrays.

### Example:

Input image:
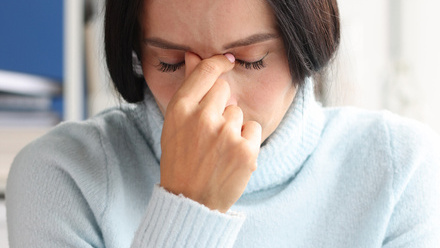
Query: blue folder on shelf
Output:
[[0, 0, 64, 124]]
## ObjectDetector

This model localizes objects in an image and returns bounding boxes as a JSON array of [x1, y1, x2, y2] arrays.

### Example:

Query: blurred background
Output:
[[325, 0, 440, 133], [1, 0, 440, 246]]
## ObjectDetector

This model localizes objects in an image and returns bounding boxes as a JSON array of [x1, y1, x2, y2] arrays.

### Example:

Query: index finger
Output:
[[177, 52, 235, 103]]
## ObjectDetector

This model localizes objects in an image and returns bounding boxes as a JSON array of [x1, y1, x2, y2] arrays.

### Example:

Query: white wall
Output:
[[330, 0, 440, 134], [398, 0, 440, 133], [85, 0, 120, 117]]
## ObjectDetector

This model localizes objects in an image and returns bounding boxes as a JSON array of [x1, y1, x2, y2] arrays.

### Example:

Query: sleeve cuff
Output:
[[132, 184, 245, 248]]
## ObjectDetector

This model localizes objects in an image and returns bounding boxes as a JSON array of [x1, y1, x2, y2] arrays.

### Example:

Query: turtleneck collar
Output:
[[130, 78, 324, 194], [245, 78, 324, 193]]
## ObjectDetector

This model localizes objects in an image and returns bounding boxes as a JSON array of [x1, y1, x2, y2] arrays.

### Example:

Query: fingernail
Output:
[[224, 53, 235, 63]]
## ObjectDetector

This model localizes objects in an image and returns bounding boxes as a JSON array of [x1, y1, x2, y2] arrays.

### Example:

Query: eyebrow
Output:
[[223, 33, 279, 50], [143, 33, 279, 51], [143, 38, 190, 51]]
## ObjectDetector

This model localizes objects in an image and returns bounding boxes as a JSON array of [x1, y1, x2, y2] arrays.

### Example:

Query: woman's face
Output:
[[140, 0, 297, 142]]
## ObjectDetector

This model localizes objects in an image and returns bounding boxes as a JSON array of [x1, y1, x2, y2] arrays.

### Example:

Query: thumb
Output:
[[185, 52, 202, 79]]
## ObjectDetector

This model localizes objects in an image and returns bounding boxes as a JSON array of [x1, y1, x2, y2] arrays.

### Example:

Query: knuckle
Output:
[[241, 141, 259, 159], [197, 109, 218, 132], [249, 163, 258, 172], [239, 143, 254, 158], [198, 60, 221, 76], [215, 78, 231, 94], [169, 97, 192, 116], [231, 141, 258, 172], [224, 105, 243, 120], [220, 122, 237, 137], [216, 78, 229, 88], [229, 105, 243, 115]]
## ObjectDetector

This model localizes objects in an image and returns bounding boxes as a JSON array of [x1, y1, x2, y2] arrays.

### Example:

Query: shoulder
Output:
[[323, 106, 439, 155], [5, 107, 135, 246], [15, 106, 132, 164], [7, 105, 141, 193], [6, 105, 144, 219], [322, 106, 440, 193]]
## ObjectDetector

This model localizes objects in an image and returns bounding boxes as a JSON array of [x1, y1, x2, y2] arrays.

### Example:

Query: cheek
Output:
[[142, 65, 183, 113], [244, 68, 295, 111], [241, 67, 296, 141]]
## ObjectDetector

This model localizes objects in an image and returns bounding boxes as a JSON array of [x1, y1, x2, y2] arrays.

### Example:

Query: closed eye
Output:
[[236, 58, 265, 70], [156, 52, 268, 73], [236, 53, 268, 70], [157, 61, 185, 72]]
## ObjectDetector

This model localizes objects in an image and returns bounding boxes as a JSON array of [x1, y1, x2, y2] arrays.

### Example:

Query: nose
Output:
[[188, 52, 239, 106], [218, 72, 238, 106]]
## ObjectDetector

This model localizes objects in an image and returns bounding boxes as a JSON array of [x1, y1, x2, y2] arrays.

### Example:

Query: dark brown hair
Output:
[[105, 0, 340, 103]]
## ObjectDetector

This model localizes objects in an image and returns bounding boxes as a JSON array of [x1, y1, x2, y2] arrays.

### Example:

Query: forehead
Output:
[[141, 0, 278, 53]]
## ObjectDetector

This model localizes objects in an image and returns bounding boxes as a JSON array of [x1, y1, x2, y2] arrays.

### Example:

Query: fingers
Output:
[[178, 52, 235, 103], [200, 79, 231, 115], [242, 121, 262, 149], [223, 105, 244, 136], [223, 105, 262, 148], [184, 51, 202, 78]]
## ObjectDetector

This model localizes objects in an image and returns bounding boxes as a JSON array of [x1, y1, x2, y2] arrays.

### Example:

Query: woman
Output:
[[7, 0, 440, 247]]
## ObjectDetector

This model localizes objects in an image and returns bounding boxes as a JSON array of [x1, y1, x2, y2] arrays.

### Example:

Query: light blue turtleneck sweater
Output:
[[6, 80, 440, 247]]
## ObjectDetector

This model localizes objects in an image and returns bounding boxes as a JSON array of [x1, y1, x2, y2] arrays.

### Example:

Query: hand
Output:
[[159, 52, 262, 213]]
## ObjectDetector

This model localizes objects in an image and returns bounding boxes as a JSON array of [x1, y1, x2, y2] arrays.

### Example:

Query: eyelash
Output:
[[158, 61, 185, 73], [236, 58, 266, 70], [158, 55, 267, 73]]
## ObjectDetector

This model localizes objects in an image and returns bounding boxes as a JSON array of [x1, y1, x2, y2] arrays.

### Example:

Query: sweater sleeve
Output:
[[131, 185, 245, 248], [6, 133, 106, 247], [382, 116, 440, 247], [6, 121, 246, 248]]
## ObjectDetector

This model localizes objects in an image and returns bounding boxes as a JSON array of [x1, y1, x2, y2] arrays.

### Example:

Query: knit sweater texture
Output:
[[6, 79, 440, 247]]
